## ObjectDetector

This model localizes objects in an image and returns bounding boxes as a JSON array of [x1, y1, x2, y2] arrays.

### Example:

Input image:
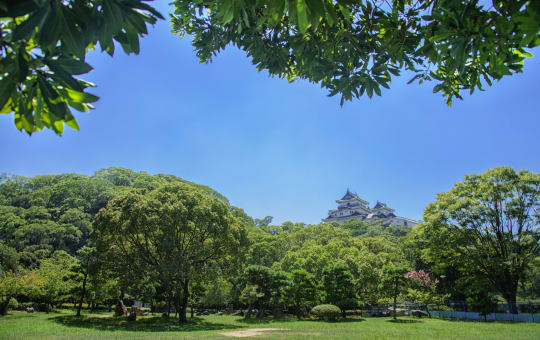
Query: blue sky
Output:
[[2, 2, 539, 225]]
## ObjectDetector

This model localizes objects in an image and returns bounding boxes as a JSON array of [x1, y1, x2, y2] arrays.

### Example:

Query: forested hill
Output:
[[0, 167, 241, 268], [0, 166, 411, 275]]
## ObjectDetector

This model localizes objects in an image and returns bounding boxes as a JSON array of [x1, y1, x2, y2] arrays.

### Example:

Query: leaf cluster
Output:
[[0, 0, 163, 134]]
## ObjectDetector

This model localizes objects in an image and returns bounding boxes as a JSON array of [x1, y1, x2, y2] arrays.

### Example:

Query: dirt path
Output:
[[219, 328, 289, 338]]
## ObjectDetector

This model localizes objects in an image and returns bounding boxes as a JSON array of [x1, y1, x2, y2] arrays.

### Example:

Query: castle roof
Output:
[[373, 201, 387, 209], [341, 188, 357, 200]]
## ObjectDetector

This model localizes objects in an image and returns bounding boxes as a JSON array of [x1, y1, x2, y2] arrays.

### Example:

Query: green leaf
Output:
[[15, 46, 29, 82], [12, 6, 49, 41], [296, 0, 309, 34], [0, 77, 16, 111], [59, 7, 85, 58], [47, 57, 93, 75], [65, 88, 99, 104]]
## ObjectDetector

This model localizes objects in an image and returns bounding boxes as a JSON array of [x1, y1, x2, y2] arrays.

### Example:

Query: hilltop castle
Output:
[[323, 189, 418, 227]]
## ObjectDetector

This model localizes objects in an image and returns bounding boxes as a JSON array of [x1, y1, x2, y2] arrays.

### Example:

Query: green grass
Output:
[[1, 310, 539, 339]]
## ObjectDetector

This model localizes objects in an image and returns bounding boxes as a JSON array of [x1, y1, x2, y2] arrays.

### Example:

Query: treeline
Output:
[[0, 167, 538, 321]]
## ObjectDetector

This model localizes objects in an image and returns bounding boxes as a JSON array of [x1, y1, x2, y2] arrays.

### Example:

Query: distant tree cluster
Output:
[[0, 166, 538, 321]]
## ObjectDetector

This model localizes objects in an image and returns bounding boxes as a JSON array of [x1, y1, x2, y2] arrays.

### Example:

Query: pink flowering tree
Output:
[[404, 270, 446, 317]]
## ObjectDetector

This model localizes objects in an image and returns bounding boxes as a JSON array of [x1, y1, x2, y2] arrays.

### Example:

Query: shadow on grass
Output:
[[51, 315, 243, 333], [387, 318, 423, 324], [434, 317, 530, 324], [236, 316, 365, 324]]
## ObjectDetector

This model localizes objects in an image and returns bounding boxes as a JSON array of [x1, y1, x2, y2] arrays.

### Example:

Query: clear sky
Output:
[[2, 2, 539, 225]]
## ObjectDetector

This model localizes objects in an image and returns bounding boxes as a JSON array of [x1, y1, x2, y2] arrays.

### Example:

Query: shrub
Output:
[[8, 298, 19, 310], [311, 304, 341, 321]]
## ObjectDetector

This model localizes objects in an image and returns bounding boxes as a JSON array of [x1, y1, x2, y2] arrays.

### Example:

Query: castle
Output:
[[323, 189, 418, 227]]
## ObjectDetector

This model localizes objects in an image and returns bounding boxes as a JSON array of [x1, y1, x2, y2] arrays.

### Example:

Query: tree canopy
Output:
[[2, 1, 539, 134], [0, 0, 163, 135], [171, 0, 540, 105], [416, 166, 540, 312]]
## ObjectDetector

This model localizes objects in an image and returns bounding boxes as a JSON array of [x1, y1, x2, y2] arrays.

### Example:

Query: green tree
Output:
[[285, 269, 319, 318], [172, 0, 540, 105], [379, 264, 409, 320], [93, 182, 248, 323], [242, 265, 290, 319], [465, 278, 499, 321], [322, 263, 358, 318], [420, 167, 539, 313], [72, 246, 97, 317], [33, 250, 78, 311]]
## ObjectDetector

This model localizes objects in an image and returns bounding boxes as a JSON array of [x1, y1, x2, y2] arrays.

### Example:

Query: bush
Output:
[[8, 298, 18, 310], [311, 304, 342, 321]]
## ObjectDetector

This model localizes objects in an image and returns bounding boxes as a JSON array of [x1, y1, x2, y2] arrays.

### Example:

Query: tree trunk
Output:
[[190, 305, 194, 318], [245, 302, 253, 319], [272, 304, 280, 319], [295, 304, 302, 319], [503, 288, 518, 314], [393, 279, 398, 320], [0, 297, 11, 316], [76, 272, 88, 317], [178, 279, 189, 324], [425, 304, 431, 318]]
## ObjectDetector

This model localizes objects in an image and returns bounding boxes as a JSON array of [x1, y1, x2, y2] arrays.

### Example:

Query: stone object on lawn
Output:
[[197, 310, 210, 316], [215, 311, 224, 316], [114, 300, 127, 317], [127, 311, 137, 321], [26, 307, 34, 313], [411, 310, 429, 318], [231, 310, 244, 316]]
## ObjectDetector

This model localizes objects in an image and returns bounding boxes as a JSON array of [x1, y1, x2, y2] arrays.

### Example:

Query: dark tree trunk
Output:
[[178, 279, 189, 324], [190, 305, 194, 318], [245, 302, 253, 319], [272, 304, 280, 319], [76, 272, 88, 317], [393, 279, 398, 320], [0, 297, 11, 316], [295, 304, 302, 319]]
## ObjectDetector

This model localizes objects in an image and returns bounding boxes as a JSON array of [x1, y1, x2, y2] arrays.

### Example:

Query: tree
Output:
[[420, 167, 539, 313], [404, 270, 445, 317], [0, 0, 163, 135], [93, 182, 248, 323], [379, 264, 409, 320], [322, 263, 358, 318], [241, 265, 290, 319], [0, 270, 40, 315], [33, 250, 78, 311], [285, 269, 319, 318], [4, 1, 540, 135], [465, 277, 499, 321], [172, 0, 540, 106], [72, 246, 97, 317]]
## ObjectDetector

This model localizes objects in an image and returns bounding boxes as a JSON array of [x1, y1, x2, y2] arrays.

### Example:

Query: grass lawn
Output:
[[1, 310, 539, 339]]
